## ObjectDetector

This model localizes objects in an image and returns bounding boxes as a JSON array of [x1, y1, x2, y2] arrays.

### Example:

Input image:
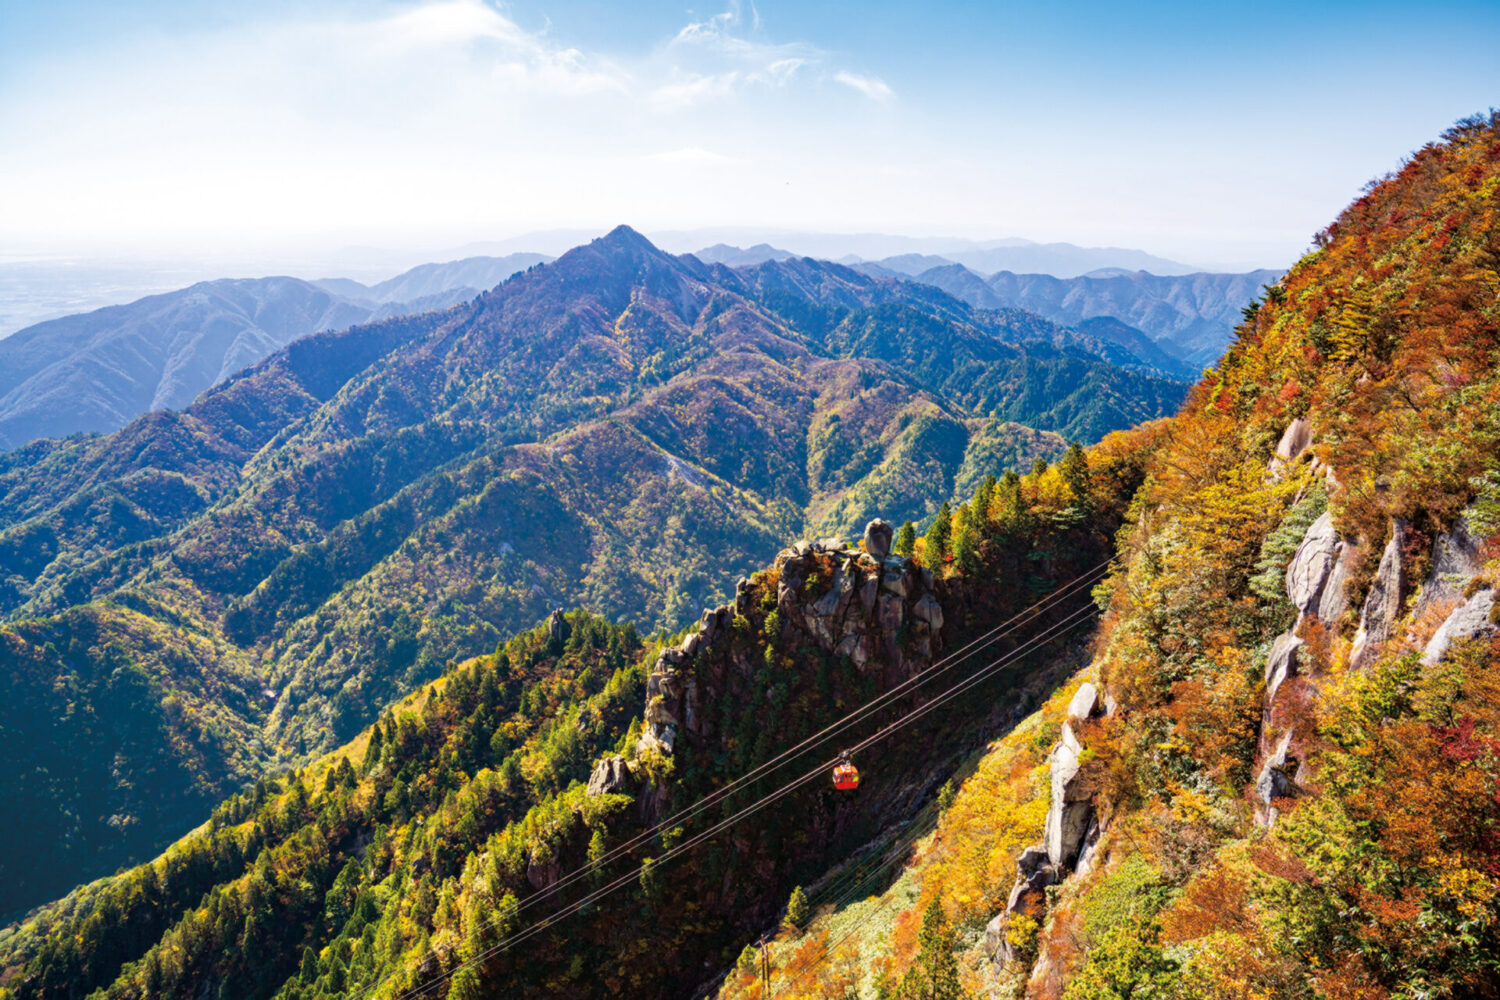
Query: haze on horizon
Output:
[[3, 0, 1499, 273]]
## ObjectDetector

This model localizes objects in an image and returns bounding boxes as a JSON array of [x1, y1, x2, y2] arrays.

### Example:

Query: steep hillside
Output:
[[0, 421, 1163, 1000], [741, 112, 1500, 1000], [0, 229, 1185, 917]]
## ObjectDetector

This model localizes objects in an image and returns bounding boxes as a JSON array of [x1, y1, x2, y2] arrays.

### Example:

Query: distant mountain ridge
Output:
[[0, 254, 551, 449], [900, 262, 1282, 368]]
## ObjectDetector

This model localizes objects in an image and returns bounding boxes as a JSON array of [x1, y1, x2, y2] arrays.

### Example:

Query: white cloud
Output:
[[834, 71, 894, 102]]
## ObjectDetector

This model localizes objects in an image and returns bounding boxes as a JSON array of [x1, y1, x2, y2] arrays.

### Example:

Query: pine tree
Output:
[[951, 503, 980, 576], [587, 828, 608, 884], [895, 520, 917, 557], [361, 721, 384, 774], [784, 885, 811, 932], [895, 898, 966, 999], [974, 474, 998, 525], [1059, 442, 1091, 508], [927, 502, 953, 565]]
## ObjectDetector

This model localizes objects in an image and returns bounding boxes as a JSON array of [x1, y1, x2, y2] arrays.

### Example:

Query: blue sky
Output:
[[2, 0, 1498, 269]]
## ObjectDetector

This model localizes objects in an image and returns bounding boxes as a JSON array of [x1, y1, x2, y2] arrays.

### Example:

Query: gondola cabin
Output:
[[832, 761, 860, 790]]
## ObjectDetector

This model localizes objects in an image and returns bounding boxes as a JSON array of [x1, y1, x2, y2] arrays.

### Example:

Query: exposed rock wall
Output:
[[638, 522, 946, 774]]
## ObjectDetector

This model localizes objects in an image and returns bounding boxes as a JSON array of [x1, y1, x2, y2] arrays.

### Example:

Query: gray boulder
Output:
[[1264, 633, 1303, 704], [1317, 547, 1352, 622], [1044, 724, 1093, 866], [1415, 512, 1485, 617], [864, 519, 894, 559], [1422, 588, 1497, 666], [1256, 730, 1298, 815], [586, 755, 634, 797], [547, 608, 568, 644], [1351, 519, 1408, 667], [1275, 416, 1314, 460], [1287, 512, 1346, 618], [1066, 682, 1100, 724]]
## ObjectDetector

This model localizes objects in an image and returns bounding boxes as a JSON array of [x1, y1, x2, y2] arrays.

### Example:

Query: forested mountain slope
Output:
[[4, 109, 1493, 1000], [0, 423, 1165, 1000], [0, 229, 1185, 918]]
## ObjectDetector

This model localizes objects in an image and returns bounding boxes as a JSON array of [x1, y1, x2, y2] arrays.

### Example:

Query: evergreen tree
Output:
[[974, 474, 998, 525], [449, 965, 484, 1000], [784, 885, 811, 932], [1059, 442, 1091, 507], [927, 502, 953, 565], [896, 898, 966, 1000], [951, 503, 980, 576], [587, 828, 608, 884], [297, 946, 318, 986], [362, 720, 385, 774], [895, 520, 917, 557]]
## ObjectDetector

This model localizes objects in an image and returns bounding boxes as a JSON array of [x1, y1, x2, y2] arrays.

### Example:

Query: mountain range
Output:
[[0, 228, 1186, 917], [0, 248, 1269, 452], [0, 253, 550, 449]]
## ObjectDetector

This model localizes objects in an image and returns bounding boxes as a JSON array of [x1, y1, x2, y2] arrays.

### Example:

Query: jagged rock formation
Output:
[[985, 680, 1104, 966], [1414, 512, 1485, 617], [642, 535, 946, 760], [1350, 519, 1409, 667], [1422, 586, 1498, 666], [1286, 511, 1351, 622], [586, 755, 634, 797]]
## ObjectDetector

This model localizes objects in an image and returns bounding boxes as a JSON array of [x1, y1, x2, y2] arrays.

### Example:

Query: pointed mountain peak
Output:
[[594, 225, 662, 254]]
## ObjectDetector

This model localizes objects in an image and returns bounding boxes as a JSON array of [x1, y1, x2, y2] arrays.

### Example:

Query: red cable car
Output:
[[832, 752, 860, 790]]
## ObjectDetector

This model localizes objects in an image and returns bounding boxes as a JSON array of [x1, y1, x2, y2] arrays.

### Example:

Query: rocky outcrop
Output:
[[985, 845, 1064, 963], [1274, 416, 1314, 461], [1414, 512, 1485, 617], [864, 518, 894, 559], [1256, 730, 1299, 824], [638, 536, 945, 758], [988, 682, 1102, 967], [1286, 513, 1349, 621], [1043, 682, 1103, 867], [586, 755, 634, 797], [1264, 633, 1303, 706], [546, 608, 568, 645], [1350, 519, 1408, 668], [1422, 587, 1498, 666]]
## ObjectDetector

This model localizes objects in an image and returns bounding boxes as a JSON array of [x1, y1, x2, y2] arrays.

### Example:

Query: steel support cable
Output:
[[355, 559, 1112, 1000], [378, 600, 1100, 1000], [483, 559, 1107, 923]]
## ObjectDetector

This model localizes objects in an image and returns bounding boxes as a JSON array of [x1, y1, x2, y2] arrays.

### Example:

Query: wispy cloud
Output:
[[650, 1, 820, 107], [834, 71, 895, 102]]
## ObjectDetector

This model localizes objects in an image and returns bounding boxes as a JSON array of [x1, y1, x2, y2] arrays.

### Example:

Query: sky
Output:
[[2, 0, 1499, 271]]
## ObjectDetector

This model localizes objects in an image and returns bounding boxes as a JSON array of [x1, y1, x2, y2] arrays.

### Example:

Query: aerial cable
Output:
[[376, 599, 1101, 1000], [356, 557, 1109, 1000]]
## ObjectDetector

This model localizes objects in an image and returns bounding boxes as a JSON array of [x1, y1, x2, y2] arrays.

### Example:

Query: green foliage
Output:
[[895, 521, 917, 557], [784, 885, 811, 932], [1247, 481, 1326, 608], [893, 899, 968, 1000], [1061, 916, 1183, 1000], [927, 502, 953, 564]]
